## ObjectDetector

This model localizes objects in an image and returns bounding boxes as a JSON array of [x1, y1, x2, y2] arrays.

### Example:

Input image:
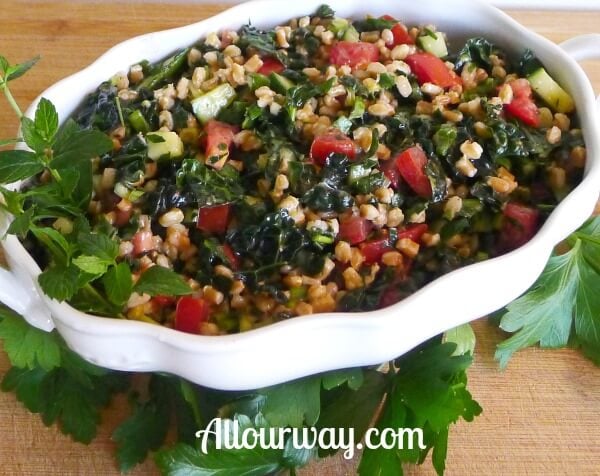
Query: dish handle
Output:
[[0, 260, 54, 332], [560, 34, 600, 108]]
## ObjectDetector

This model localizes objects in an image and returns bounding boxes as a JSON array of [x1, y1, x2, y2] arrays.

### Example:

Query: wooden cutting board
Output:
[[0, 3, 599, 475]]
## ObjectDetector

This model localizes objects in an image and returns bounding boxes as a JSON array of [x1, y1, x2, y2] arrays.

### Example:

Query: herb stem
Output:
[[0, 82, 23, 119], [49, 167, 62, 183]]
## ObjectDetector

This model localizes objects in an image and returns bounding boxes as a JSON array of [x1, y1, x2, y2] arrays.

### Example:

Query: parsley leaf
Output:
[[1, 340, 129, 444], [0, 150, 44, 183], [444, 323, 476, 356], [359, 340, 482, 476], [260, 375, 322, 428], [155, 415, 288, 476], [113, 375, 172, 472], [318, 369, 387, 454], [133, 266, 193, 297], [496, 216, 600, 368], [0, 304, 61, 371]]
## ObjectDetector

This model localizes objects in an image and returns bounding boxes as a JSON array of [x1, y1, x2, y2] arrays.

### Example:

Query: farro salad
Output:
[[19, 5, 586, 335]]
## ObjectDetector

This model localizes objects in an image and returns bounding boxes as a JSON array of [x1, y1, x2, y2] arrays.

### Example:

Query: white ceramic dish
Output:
[[0, 0, 599, 390]]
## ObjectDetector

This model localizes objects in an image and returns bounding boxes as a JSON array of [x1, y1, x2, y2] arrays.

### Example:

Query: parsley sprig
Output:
[[496, 215, 600, 367]]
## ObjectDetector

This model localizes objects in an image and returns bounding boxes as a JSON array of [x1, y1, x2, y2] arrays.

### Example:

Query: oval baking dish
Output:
[[0, 0, 599, 390]]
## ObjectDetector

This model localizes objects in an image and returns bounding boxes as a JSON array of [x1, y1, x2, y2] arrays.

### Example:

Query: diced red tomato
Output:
[[504, 79, 540, 127], [339, 216, 373, 245], [204, 120, 238, 165], [329, 41, 380, 68], [132, 230, 155, 256], [310, 131, 357, 165], [405, 53, 461, 89], [197, 203, 231, 234], [397, 223, 429, 243], [380, 159, 401, 189], [390, 23, 415, 46], [498, 202, 540, 251], [360, 238, 393, 265], [223, 243, 240, 270], [505, 98, 540, 127], [380, 15, 414, 46], [258, 57, 285, 75], [394, 146, 432, 198], [174, 296, 210, 334]]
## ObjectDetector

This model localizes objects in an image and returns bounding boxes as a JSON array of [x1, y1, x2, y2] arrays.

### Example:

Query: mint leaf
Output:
[[72, 255, 112, 275], [6, 207, 33, 236], [20, 116, 47, 153], [113, 375, 171, 472], [134, 266, 192, 297], [34, 97, 59, 143], [0, 55, 8, 75], [103, 262, 133, 306], [77, 232, 119, 263], [3, 55, 40, 82], [0, 307, 61, 371], [0, 185, 24, 214], [30, 226, 72, 263], [38, 264, 81, 301], [0, 150, 43, 183], [51, 125, 112, 169]]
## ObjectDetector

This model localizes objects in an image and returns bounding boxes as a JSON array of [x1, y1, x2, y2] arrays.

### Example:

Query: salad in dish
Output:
[[11, 5, 585, 335]]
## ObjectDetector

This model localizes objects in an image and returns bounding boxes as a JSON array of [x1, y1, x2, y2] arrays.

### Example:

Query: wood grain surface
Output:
[[1, 3, 599, 475]]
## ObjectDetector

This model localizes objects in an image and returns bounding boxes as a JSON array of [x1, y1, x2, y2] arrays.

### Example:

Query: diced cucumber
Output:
[[128, 110, 150, 133], [343, 25, 359, 42], [418, 31, 448, 58], [348, 163, 371, 183], [329, 18, 349, 37], [333, 116, 353, 134], [191, 83, 237, 124], [527, 67, 575, 114], [248, 73, 270, 92], [269, 72, 295, 94], [349, 97, 365, 120], [146, 131, 184, 160]]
